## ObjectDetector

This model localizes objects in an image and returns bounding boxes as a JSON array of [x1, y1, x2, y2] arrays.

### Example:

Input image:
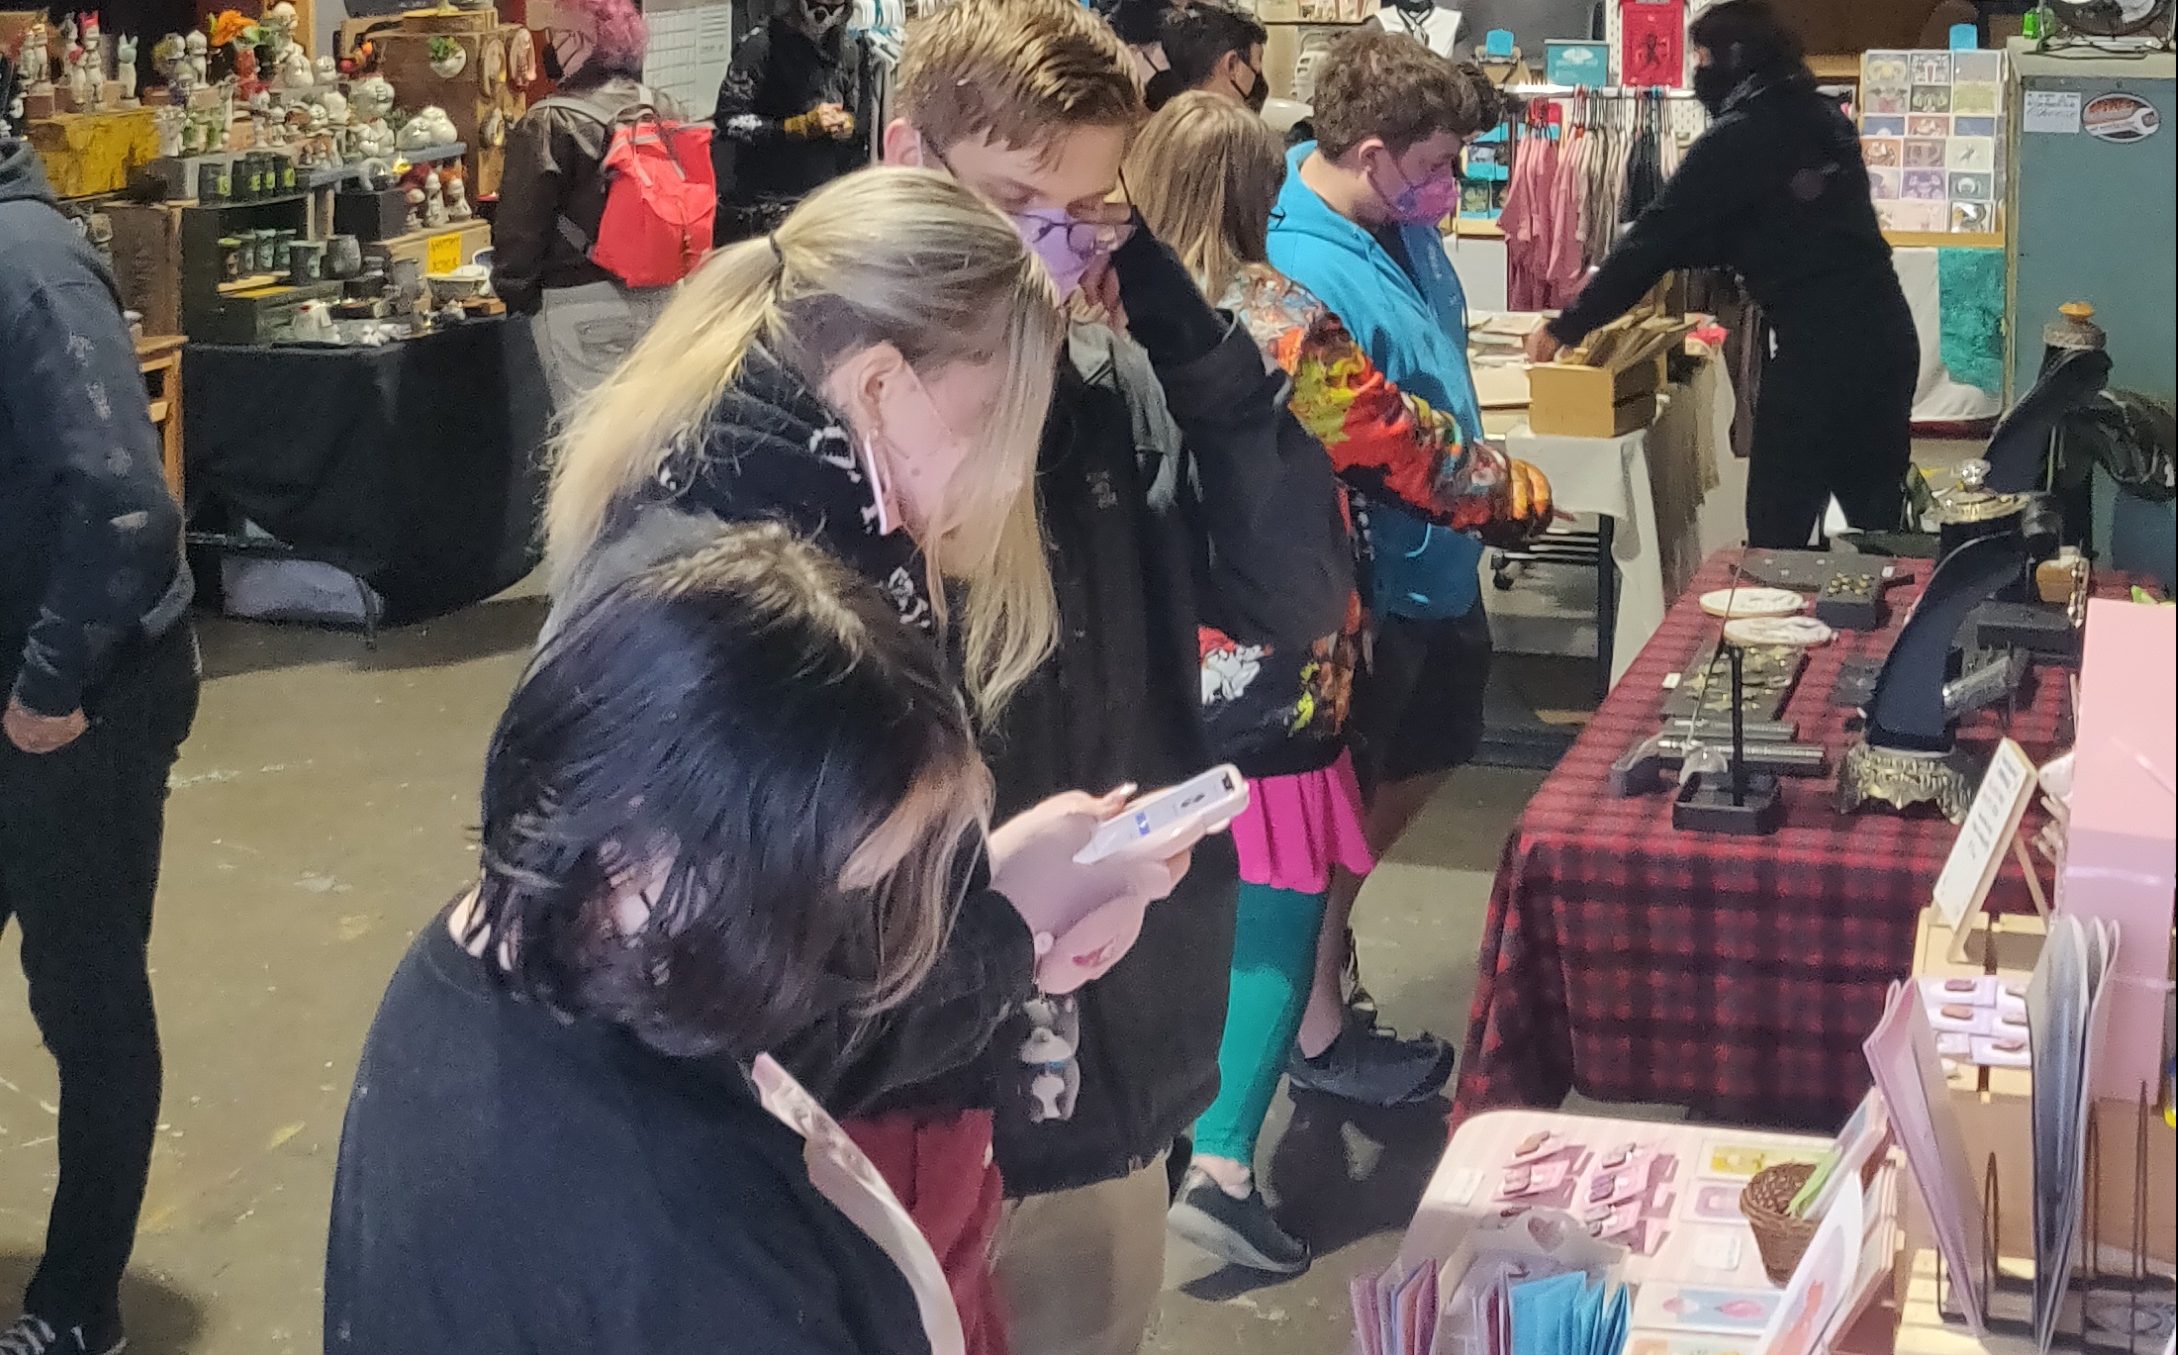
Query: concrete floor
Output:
[[0, 581, 1544, 1353]]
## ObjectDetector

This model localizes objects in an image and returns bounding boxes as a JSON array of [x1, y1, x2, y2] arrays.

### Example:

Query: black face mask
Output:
[[1232, 62, 1268, 113], [1692, 61, 1740, 115]]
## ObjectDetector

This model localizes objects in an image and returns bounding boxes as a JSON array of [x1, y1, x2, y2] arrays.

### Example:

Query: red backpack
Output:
[[542, 89, 717, 289]]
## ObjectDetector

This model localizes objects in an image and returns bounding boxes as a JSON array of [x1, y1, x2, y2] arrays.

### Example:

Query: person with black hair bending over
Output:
[[1525, 0, 1917, 549], [326, 525, 995, 1353]]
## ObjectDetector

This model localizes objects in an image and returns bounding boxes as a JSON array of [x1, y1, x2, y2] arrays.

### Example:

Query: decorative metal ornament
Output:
[[1835, 740, 1979, 823]]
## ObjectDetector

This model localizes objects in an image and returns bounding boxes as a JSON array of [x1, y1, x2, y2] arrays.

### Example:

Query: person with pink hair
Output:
[[491, 0, 680, 409]]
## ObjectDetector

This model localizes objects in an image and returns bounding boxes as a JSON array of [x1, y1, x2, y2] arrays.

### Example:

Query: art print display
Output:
[[1860, 49, 2008, 233]]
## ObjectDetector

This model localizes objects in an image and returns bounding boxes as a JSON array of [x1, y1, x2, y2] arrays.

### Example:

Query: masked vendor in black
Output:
[[1526, 0, 1918, 549], [712, 0, 872, 242]]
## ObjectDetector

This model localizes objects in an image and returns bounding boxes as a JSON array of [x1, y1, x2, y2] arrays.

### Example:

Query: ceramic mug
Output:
[[288, 240, 326, 285], [325, 234, 364, 279], [198, 160, 230, 204], [218, 236, 244, 281]]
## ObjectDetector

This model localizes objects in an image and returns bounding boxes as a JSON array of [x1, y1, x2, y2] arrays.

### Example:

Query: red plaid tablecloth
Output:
[[1452, 548, 2099, 1132]]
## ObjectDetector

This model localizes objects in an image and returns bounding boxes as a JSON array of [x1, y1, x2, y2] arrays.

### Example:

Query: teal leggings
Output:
[[1192, 881, 1330, 1165]]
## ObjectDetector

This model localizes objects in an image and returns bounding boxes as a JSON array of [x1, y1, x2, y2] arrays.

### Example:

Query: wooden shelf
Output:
[[218, 273, 288, 295], [1885, 229, 2006, 250]]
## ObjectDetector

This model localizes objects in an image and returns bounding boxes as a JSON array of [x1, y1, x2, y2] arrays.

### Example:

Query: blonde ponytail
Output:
[[543, 168, 1065, 718]]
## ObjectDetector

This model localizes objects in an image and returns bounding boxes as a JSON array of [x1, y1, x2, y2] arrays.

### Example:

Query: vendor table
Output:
[[1398, 1108, 1902, 1354], [1452, 548, 2106, 1132], [181, 317, 549, 623], [1500, 358, 1736, 688]]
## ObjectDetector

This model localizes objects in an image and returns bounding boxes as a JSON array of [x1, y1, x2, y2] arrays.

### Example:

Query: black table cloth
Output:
[[182, 317, 550, 624]]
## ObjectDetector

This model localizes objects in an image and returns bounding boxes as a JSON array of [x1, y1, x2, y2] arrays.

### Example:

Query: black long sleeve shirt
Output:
[[1549, 72, 1905, 348]]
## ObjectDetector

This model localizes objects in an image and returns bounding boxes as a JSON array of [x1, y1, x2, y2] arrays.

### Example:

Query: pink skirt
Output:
[[1230, 750, 1377, 895]]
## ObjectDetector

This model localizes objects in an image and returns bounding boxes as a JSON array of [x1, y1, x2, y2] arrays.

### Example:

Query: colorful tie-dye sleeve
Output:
[[1241, 272, 1508, 532]]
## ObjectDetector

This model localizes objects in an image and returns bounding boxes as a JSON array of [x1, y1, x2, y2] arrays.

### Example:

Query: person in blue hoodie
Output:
[[1, 137, 197, 1355], [1265, 31, 1524, 1098]]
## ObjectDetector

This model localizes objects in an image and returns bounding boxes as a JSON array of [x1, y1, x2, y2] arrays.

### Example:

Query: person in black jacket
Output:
[[492, 0, 675, 408], [887, 2, 1350, 1349], [1, 137, 197, 1355], [327, 525, 991, 1354], [540, 167, 1208, 1355], [712, 0, 872, 242], [1144, 2, 1268, 113], [1526, 0, 1918, 549]]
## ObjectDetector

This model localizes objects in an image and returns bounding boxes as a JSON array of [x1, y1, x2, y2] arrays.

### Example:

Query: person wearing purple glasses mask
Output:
[[880, 3, 1350, 1352]]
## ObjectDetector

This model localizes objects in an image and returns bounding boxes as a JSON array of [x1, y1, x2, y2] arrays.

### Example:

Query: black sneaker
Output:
[[1167, 1167, 1312, 1275], [1287, 1013, 1454, 1107], [0, 1315, 126, 1355]]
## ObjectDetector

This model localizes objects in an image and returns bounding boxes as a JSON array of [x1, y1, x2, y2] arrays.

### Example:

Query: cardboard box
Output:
[[1526, 356, 1663, 438], [364, 219, 492, 276]]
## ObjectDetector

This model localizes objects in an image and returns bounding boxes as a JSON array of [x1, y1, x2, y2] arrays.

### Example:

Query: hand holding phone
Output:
[[1072, 766, 1248, 865]]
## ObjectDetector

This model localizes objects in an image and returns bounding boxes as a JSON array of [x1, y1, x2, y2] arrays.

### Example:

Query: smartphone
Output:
[[1072, 765, 1248, 865]]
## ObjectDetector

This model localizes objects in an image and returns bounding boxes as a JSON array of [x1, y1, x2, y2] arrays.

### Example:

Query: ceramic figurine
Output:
[[64, 41, 92, 110], [153, 103, 185, 156], [24, 19, 54, 95], [348, 74, 397, 158], [397, 104, 456, 151], [79, 14, 104, 109], [403, 184, 425, 233], [421, 169, 449, 227], [276, 44, 311, 94], [117, 34, 139, 104], [314, 54, 337, 90], [184, 29, 208, 89], [442, 163, 471, 221], [263, 1, 300, 57]]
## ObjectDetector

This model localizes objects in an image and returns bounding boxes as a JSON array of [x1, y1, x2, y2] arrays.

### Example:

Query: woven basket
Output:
[[1741, 1161, 1821, 1285]]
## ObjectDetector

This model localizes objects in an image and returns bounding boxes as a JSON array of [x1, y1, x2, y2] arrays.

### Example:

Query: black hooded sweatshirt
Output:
[[0, 140, 190, 719], [1547, 67, 1913, 350], [712, 15, 872, 233]]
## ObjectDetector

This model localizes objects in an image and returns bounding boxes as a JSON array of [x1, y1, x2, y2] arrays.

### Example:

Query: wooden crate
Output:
[[107, 201, 187, 338], [136, 336, 186, 505]]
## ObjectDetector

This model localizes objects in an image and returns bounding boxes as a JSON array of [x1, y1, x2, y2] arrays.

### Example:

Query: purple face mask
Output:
[[1370, 153, 1461, 226], [1008, 206, 1133, 298]]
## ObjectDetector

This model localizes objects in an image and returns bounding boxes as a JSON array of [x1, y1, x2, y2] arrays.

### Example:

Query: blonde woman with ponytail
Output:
[[542, 166, 1206, 1355]]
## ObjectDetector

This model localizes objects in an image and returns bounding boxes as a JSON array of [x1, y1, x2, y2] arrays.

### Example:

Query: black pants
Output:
[[1, 624, 198, 1327], [1745, 309, 1918, 549]]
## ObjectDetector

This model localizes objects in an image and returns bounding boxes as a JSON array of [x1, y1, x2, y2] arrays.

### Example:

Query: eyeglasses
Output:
[[1011, 209, 1138, 258], [924, 141, 1141, 255]]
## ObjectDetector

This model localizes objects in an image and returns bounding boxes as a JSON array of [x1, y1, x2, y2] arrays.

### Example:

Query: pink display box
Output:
[[2059, 598, 2177, 1105]]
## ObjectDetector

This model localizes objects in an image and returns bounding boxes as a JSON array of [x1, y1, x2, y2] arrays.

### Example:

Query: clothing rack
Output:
[[1494, 85, 1693, 310]]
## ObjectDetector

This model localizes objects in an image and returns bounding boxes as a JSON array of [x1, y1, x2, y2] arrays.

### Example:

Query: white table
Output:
[[1497, 357, 1739, 688]]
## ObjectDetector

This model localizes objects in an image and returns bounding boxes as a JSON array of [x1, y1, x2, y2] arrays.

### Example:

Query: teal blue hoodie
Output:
[[1267, 141, 1484, 618]]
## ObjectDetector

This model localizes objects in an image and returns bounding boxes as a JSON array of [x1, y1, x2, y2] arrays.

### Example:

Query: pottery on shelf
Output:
[[325, 234, 364, 279]]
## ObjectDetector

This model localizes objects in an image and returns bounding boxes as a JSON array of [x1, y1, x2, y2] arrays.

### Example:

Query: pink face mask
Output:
[[1008, 206, 1133, 298], [1369, 153, 1461, 226]]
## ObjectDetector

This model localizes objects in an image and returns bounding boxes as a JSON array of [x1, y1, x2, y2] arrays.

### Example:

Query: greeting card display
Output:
[[1860, 49, 2007, 235]]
